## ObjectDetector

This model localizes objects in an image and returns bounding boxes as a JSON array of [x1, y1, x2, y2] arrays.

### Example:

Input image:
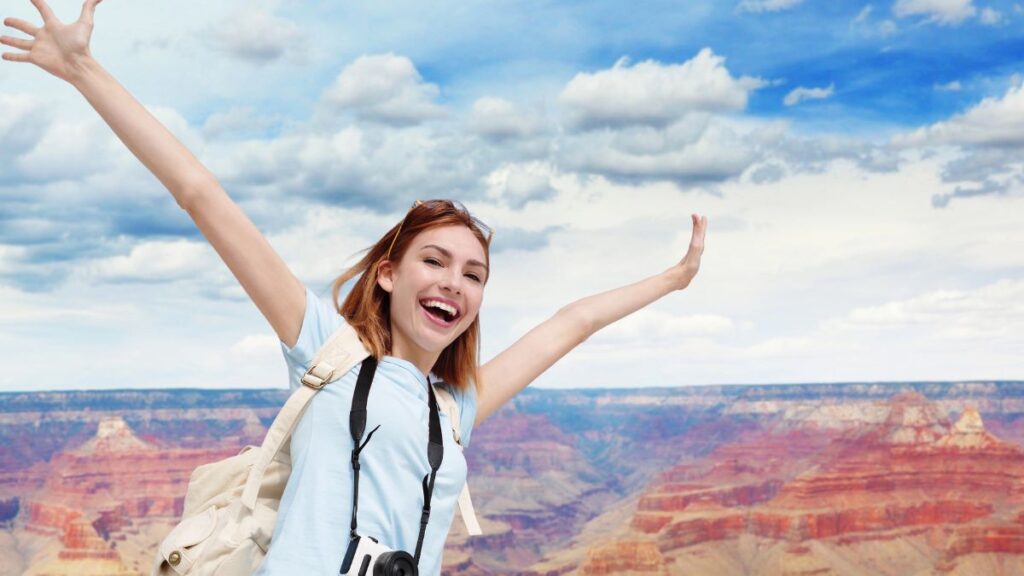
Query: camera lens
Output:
[[373, 550, 417, 576]]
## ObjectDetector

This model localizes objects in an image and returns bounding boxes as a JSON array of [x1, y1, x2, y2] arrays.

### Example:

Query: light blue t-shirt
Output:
[[255, 285, 478, 575]]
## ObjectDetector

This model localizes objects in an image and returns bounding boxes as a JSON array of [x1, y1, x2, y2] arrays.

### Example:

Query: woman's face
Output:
[[376, 224, 488, 359]]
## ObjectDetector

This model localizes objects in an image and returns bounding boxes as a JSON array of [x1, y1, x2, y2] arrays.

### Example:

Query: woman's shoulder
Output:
[[280, 284, 350, 390]]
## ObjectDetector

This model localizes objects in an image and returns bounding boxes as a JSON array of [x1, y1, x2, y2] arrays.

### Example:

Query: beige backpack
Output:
[[151, 319, 482, 575]]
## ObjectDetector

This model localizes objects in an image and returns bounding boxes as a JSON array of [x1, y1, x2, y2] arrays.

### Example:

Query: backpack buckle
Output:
[[301, 362, 335, 390]]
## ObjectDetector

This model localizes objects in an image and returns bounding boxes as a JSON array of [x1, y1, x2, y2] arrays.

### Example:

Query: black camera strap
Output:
[[415, 375, 443, 563], [348, 356, 444, 565]]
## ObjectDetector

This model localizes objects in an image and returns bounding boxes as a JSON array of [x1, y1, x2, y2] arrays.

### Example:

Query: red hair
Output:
[[329, 200, 491, 394]]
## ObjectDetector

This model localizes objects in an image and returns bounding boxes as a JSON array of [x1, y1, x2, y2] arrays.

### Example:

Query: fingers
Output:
[[690, 214, 707, 250], [3, 17, 39, 36], [0, 35, 33, 51], [690, 214, 707, 232], [30, 0, 58, 24], [80, 0, 103, 26], [1, 51, 30, 63]]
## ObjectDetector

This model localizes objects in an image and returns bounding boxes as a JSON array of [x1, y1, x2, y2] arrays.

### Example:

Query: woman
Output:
[[2, 1, 707, 574]]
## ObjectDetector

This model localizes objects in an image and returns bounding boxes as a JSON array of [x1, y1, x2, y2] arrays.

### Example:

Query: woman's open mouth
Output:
[[420, 300, 459, 328]]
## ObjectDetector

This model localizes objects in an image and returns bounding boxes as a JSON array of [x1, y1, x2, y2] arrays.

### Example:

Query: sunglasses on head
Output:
[[385, 199, 494, 262]]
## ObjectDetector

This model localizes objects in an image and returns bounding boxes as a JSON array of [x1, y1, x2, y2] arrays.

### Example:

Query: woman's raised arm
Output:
[[1, 0, 308, 349], [475, 214, 708, 426]]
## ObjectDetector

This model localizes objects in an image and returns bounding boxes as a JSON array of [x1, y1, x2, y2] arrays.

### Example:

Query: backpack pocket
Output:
[[154, 505, 216, 574]]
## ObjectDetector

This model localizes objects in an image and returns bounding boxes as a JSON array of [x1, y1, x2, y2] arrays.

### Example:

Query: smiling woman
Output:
[[0, 0, 707, 574], [327, 200, 495, 398]]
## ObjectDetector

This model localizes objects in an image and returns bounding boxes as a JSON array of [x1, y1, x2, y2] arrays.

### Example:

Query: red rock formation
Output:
[[583, 393, 1024, 575], [947, 524, 1024, 556], [661, 513, 746, 548], [13, 416, 244, 573], [636, 479, 784, 513], [749, 500, 993, 541], [468, 413, 579, 473], [57, 516, 120, 561], [580, 540, 665, 574], [7, 385, 1024, 575]]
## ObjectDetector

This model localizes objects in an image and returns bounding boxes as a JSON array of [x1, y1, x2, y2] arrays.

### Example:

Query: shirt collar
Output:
[[379, 355, 439, 401]]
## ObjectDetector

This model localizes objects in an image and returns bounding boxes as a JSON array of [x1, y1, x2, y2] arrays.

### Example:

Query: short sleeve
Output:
[[450, 380, 479, 449], [279, 285, 347, 391]]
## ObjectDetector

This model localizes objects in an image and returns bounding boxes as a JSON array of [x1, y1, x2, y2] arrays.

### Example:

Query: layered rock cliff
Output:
[[3, 383, 1024, 575], [569, 392, 1024, 575]]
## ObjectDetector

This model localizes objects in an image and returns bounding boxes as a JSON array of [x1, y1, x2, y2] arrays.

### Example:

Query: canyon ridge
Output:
[[2, 381, 1024, 575]]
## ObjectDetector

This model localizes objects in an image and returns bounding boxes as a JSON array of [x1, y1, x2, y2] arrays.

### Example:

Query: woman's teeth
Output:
[[421, 300, 457, 321], [421, 301, 456, 324]]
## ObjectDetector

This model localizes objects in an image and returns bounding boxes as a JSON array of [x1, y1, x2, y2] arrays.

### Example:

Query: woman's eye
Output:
[[425, 258, 482, 283]]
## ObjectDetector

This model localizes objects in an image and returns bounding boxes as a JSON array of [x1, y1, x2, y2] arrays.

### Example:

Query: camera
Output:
[[340, 534, 418, 576]]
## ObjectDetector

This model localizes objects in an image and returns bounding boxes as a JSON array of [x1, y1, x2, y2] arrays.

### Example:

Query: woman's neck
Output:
[[389, 339, 439, 383]]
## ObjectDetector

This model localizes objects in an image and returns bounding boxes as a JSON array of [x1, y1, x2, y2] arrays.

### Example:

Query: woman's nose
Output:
[[439, 269, 463, 294]]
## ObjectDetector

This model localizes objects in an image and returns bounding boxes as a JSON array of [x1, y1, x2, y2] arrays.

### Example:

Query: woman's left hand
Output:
[[667, 213, 707, 290]]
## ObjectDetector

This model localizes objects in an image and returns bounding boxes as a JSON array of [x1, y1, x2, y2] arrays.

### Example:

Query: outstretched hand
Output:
[[1, 0, 103, 82], [668, 213, 707, 291]]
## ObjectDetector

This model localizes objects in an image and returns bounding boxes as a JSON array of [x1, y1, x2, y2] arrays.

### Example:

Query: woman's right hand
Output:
[[1, 0, 103, 83]]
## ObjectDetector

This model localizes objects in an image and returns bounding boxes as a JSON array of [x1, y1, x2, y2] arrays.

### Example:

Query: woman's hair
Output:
[[329, 200, 491, 394]]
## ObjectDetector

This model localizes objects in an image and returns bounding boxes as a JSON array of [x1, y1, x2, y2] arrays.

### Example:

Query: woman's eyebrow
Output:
[[420, 244, 489, 272]]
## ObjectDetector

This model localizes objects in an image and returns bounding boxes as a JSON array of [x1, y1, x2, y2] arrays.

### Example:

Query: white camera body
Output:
[[340, 534, 418, 576]]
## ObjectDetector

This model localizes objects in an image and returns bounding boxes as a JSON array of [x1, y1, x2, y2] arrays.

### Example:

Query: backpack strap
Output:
[[242, 306, 485, 536], [241, 319, 369, 510], [433, 384, 483, 535]]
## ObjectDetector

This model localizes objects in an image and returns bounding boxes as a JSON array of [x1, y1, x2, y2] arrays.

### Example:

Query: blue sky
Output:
[[1, 0, 1022, 391]]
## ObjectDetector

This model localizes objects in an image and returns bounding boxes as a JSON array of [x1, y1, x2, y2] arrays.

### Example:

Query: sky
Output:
[[0, 0, 1022, 392]]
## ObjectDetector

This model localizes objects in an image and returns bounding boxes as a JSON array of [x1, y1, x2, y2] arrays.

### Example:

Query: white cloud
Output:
[[559, 115, 771, 185], [484, 162, 558, 209], [741, 336, 821, 360], [0, 284, 137, 327], [892, 0, 977, 25], [207, 121, 486, 207], [14, 116, 120, 182], [737, 0, 804, 13], [895, 79, 1024, 147], [941, 148, 1017, 182], [318, 54, 447, 125], [783, 84, 836, 106], [201, 106, 280, 140], [559, 49, 767, 130], [2, 97, 183, 189], [979, 7, 1003, 24], [0, 245, 27, 274], [935, 80, 963, 91], [469, 97, 547, 141], [549, 50, 782, 187], [205, 9, 306, 64], [822, 279, 1024, 342], [588, 309, 735, 344], [854, 5, 874, 23], [764, 130, 900, 175], [0, 93, 51, 161], [895, 80, 1024, 205], [82, 240, 215, 283], [931, 173, 1024, 207], [5, 0, 1024, 394], [851, 5, 900, 36], [230, 333, 280, 358]]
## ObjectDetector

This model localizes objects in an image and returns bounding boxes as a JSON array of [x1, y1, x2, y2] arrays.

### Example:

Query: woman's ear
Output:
[[376, 260, 395, 294]]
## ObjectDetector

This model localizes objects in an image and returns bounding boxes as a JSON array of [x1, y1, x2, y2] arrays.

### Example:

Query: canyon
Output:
[[1, 381, 1023, 574]]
